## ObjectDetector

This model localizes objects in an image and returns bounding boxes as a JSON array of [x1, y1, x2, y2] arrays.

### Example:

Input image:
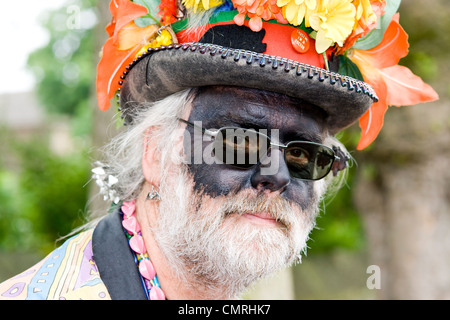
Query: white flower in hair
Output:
[[91, 161, 120, 204]]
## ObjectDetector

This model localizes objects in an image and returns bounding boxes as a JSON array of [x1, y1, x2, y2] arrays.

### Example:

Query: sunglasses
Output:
[[179, 118, 341, 181]]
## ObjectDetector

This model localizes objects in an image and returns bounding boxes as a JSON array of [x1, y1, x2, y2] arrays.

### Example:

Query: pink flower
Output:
[[233, 0, 288, 32]]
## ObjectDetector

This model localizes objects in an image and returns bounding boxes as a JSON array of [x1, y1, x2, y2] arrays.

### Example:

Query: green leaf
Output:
[[133, 0, 161, 27], [338, 55, 364, 82], [353, 0, 402, 51]]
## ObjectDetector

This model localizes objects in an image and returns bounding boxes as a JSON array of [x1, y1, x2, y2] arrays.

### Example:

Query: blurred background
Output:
[[0, 0, 448, 299]]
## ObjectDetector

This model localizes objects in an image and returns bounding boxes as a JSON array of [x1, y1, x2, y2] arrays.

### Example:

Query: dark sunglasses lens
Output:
[[285, 142, 335, 180], [213, 129, 268, 168], [212, 128, 334, 180]]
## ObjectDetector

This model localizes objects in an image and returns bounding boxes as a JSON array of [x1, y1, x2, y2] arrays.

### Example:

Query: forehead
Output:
[[188, 86, 328, 141]]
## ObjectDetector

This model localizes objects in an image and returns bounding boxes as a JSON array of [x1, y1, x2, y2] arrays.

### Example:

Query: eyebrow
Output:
[[285, 130, 323, 144]]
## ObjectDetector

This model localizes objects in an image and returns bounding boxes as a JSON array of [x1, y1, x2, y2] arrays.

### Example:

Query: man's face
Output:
[[153, 86, 329, 298], [186, 86, 328, 208]]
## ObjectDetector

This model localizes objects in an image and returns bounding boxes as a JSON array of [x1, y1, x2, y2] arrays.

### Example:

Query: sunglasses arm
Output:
[[331, 146, 350, 176], [178, 118, 219, 137]]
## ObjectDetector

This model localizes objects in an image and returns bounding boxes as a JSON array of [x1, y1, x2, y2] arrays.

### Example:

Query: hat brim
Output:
[[119, 43, 377, 134]]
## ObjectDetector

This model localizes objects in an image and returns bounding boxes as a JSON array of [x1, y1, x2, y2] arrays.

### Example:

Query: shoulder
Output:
[[0, 229, 111, 300]]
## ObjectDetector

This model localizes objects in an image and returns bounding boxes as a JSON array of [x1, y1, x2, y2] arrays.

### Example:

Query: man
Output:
[[0, 0, 437, 300]]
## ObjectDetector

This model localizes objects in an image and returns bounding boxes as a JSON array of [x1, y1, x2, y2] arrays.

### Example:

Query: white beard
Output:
[[151, 164, 322, 299]]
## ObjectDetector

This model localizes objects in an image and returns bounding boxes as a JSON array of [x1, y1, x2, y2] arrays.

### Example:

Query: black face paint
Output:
[[183, 86, 328, 211]]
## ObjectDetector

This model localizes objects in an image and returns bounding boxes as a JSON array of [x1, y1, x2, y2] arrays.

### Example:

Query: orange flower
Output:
[[350, 14, 439, 149], [105, 0, 149, 42], [233, 0, 288, 32], [97, 0, 154, 112], [117, 21, 158, 50]]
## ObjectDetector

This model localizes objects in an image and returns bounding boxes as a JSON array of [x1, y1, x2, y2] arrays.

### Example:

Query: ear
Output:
[[142, 127, 161, 186]]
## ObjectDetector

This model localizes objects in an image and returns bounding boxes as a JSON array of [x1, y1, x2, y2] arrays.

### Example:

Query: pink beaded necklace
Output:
[[121, 200, 166, 300]]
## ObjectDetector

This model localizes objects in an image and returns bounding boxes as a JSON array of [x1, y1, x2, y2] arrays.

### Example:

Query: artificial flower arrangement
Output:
[[97, 0, 438, 149]]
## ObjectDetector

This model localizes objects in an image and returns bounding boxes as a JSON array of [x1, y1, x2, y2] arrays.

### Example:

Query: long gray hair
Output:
[[96, 89, 194, 202]]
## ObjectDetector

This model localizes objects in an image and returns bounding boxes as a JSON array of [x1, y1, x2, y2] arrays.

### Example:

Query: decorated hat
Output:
[[96, 0, 438, 149]]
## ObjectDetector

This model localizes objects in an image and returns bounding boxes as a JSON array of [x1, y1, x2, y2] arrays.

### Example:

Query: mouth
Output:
[[241, 212, 281, 227]]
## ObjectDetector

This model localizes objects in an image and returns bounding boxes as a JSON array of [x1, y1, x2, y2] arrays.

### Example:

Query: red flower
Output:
[[157, 0, 178, 25]]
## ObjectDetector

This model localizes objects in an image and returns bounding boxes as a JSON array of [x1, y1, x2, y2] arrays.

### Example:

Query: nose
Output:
[[250, 147, 290, 193]]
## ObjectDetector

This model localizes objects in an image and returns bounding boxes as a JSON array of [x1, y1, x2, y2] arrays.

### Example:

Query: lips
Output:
[[242, 212, 279, 226]]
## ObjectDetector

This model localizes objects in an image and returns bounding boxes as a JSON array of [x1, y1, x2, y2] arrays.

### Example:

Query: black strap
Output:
[[92, 207, 147, 300]]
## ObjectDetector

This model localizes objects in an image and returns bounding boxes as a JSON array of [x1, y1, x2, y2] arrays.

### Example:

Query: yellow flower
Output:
[[353, 0, 378, 30], [182, 0, 222, 12], [135, 29, 173, 57], [277, 0, 316, 26], [308, 0, 356, 53], [337, 0, 385, 54]]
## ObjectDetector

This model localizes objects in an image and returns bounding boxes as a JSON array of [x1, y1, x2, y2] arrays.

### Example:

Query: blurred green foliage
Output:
[[311, 179, 365, 253], [397, 2, 445, 83], [0, 128, 90, 254], [0, 0, 97, 254], [27, 0, 97, 136]]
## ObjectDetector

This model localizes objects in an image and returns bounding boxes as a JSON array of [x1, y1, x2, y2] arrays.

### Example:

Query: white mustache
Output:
[[198, 190, 302, 230]]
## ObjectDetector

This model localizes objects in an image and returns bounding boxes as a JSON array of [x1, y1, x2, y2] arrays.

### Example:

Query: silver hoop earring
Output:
[[146, 185, 161, 201]]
